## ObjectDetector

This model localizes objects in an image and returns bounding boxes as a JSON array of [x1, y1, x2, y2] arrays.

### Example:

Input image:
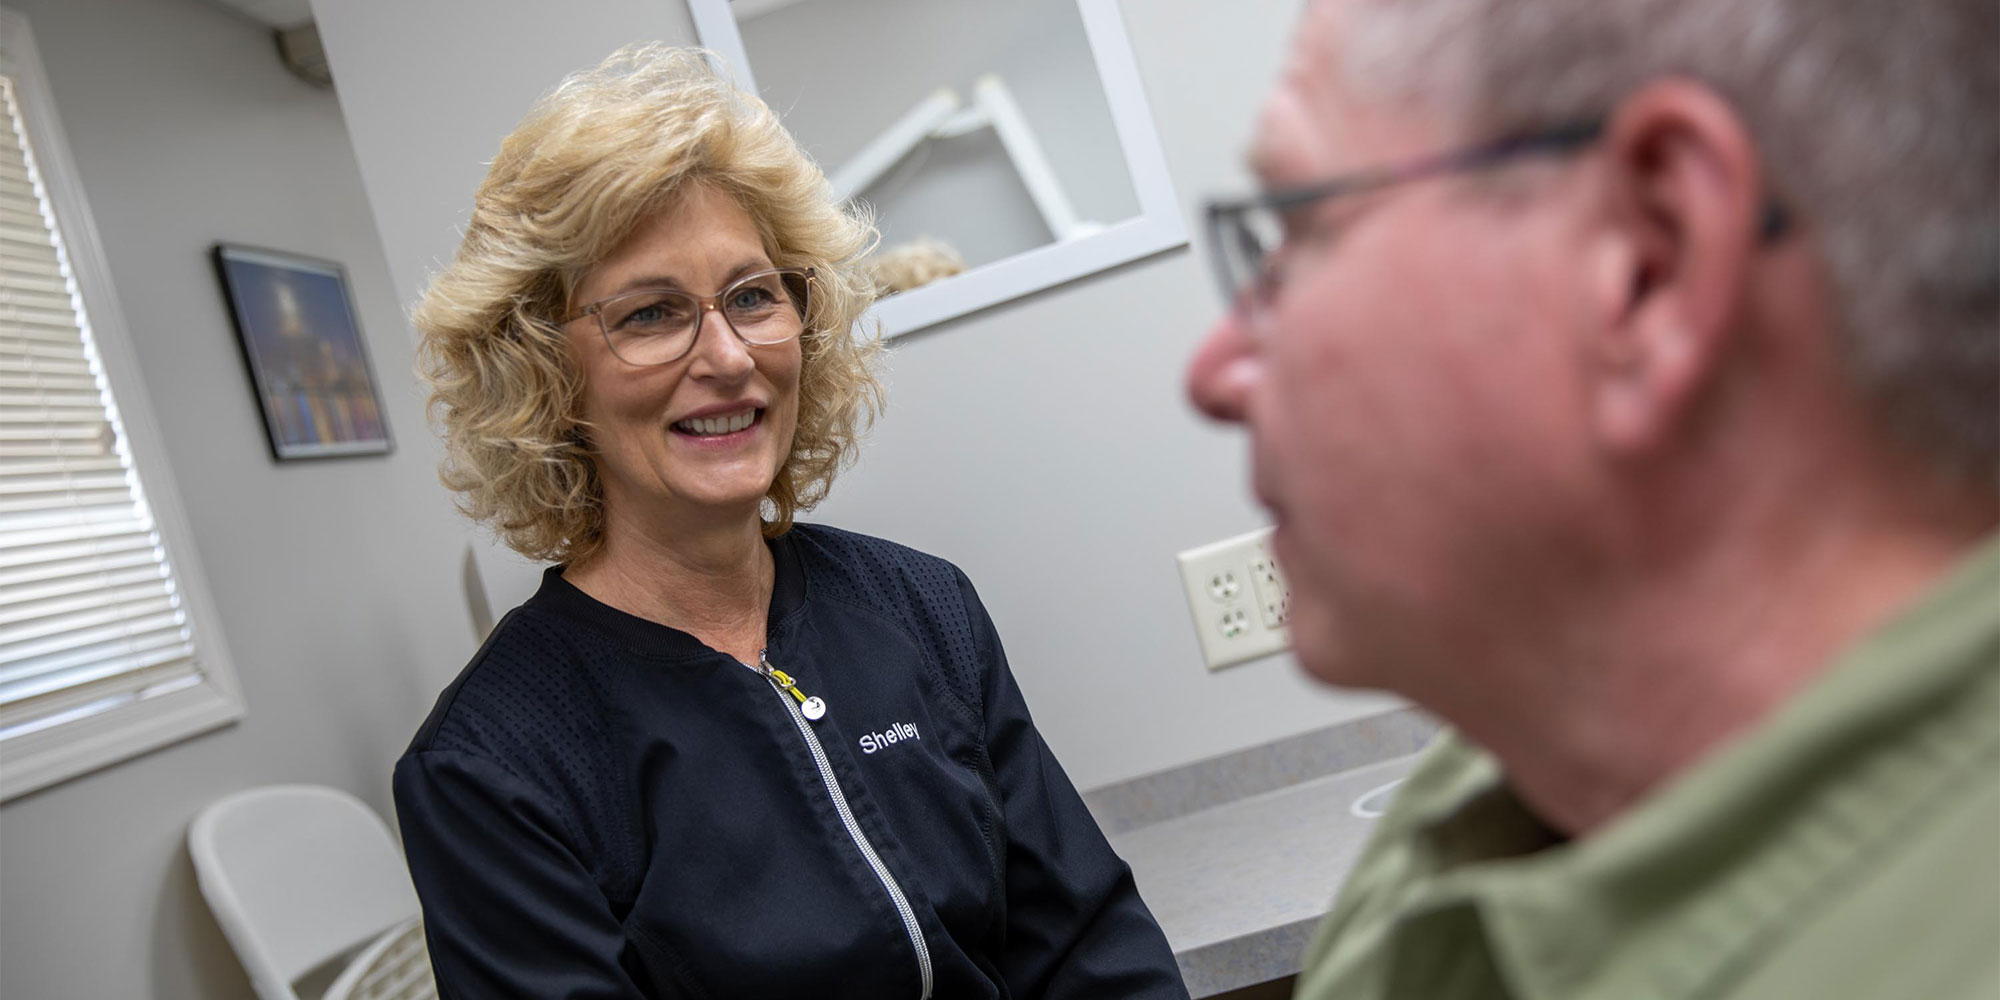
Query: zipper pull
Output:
[[760, 652, 827, 721]]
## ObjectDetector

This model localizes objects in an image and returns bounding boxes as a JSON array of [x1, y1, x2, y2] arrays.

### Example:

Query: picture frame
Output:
[[211, 243, 393, 460]]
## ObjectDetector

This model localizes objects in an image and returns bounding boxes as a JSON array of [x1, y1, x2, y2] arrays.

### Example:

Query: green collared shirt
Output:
[[1296, 537, 2000, 1000]]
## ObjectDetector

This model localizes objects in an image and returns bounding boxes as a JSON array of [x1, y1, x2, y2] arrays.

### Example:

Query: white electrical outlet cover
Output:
[[1175, 526, 1291, 671], [1249, 541, 1291, 629]]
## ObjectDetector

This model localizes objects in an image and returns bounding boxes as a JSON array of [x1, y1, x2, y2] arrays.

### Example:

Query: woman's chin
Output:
[[667, 478, 778, 521]]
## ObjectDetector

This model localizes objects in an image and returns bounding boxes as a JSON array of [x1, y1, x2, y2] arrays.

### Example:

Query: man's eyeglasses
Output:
[[564, 267, 815, 367], [1204, 121, 1606, 321], [1204, 119, 1788, 323]]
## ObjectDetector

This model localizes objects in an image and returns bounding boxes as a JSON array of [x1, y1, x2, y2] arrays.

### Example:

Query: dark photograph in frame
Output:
[[212, 243, 392, 460]]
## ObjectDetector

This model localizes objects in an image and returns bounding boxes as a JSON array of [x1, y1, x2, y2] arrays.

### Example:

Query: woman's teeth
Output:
[[674, 410, 758, 436]]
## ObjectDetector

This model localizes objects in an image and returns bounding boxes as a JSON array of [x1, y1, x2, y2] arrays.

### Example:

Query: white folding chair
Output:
[[322, 917, 437, 1000], [189, 785, 429, 1000]]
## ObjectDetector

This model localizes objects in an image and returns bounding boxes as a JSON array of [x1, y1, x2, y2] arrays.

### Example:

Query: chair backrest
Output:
[[189, 785, 422, 1000], [322, 917, 437, 1000]]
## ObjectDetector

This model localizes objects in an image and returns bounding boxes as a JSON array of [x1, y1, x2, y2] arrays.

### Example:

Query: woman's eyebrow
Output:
[[605, 258, 774, 297]]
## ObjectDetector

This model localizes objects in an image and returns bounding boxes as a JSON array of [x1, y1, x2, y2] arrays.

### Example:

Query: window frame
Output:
[[0, 7, 245, 802]]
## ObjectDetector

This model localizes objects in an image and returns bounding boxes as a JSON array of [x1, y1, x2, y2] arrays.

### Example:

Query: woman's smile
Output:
[[669, 405, 766, 448]]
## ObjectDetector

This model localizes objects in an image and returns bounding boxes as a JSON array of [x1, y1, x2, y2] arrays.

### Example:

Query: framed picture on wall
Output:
[[211, 244, 393, 460]]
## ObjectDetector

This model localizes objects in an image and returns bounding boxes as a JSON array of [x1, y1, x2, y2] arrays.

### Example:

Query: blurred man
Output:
[[1186, 0, 1996, 997]]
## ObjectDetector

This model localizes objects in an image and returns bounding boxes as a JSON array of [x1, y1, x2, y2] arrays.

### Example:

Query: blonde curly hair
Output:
[[414, 45, 884, 565]]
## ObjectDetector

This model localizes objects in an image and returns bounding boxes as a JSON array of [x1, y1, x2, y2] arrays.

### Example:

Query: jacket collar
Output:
[[525, 528, 808, 661]]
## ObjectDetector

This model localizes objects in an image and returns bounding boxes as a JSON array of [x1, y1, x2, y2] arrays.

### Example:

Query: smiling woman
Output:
[[398, 44, 1188, 1000], [557, 186, 810, 613], [411, 49, 881, 567]]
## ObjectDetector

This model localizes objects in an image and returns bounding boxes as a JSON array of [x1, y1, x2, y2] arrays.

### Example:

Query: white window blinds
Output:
[[0, 73, 203, 740]]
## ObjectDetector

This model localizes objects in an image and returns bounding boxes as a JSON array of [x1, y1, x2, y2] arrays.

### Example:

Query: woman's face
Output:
[[566, 185, 802, 535]]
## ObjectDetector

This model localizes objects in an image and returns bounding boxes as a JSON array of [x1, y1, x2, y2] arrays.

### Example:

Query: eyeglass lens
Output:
[[599, 270, 810, 366], [1212, 205, 1285, 314]]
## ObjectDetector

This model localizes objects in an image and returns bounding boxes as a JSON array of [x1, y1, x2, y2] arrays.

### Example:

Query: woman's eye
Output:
[[729, 286, 777, 311], [617, 298, 689, 329]]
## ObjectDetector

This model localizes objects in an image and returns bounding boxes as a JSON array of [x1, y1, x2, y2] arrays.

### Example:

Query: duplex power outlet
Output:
[[1175, 526, 1293, 671]]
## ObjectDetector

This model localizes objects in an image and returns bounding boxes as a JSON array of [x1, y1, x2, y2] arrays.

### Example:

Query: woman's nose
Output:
[[1186, 309, 1259, 423], [686, 306, 756, 379]]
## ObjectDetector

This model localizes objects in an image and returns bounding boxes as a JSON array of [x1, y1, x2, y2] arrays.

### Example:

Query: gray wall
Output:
[[314, 0, 1397, 795], [0, 1, 476, 998], [742, 0, 1139, 267]]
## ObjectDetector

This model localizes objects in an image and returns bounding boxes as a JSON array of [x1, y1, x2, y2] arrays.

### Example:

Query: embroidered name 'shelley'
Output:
[[858, 722, 921, 755]]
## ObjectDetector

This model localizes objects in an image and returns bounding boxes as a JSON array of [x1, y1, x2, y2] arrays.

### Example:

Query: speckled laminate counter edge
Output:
[[1173, 917, 1323, 998], [1084, 705, 1441, 835]]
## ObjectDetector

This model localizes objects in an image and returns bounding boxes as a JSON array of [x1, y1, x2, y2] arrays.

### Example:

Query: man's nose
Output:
[[1186, 310, 1258, 423]]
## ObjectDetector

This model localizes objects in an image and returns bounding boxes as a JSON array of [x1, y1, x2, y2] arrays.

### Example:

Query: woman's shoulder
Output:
[[786, 522, 970, 590], [402, 604, 605, 762], [395, 607, 644, 883], [785, 522, 991, 619], [785, 522, 995, 695]]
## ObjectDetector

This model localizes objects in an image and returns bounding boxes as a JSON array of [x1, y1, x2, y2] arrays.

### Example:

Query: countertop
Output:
[[1110, 755, 1420, 996], [1085, 708, 1438, 997]]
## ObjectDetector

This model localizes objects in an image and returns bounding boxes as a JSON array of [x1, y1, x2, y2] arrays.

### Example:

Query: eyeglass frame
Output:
[[1203, 118, 1789, 322], [561, 266, 817, 367]]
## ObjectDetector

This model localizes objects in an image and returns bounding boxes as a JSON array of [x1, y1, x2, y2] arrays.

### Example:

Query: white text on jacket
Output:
[[858, 722, 921, 754]]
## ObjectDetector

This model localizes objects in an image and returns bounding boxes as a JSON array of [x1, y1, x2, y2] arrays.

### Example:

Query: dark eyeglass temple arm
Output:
[[1759, 200, 1791, 242]]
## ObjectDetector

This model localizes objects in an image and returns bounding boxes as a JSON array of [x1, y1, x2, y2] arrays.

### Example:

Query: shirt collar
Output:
[[1393, 534, 2000, 999]]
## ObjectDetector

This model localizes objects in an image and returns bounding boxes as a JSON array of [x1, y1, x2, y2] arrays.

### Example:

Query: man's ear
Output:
[[1586, 79, 1766, 455]]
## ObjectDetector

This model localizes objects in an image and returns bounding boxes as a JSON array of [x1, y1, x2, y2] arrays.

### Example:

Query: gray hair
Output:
[[1337, 0, 1998, 485]]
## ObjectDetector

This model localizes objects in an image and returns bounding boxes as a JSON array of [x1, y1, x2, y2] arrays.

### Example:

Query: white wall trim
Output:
[[690, 0, 1188, 339], [0, 6, 246, 802]]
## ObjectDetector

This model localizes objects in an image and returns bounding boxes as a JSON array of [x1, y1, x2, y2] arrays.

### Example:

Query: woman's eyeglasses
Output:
[[565, 267, 815, 367]]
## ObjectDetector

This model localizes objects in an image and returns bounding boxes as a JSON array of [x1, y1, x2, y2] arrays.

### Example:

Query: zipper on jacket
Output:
[[754, 651, 934, 999]]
